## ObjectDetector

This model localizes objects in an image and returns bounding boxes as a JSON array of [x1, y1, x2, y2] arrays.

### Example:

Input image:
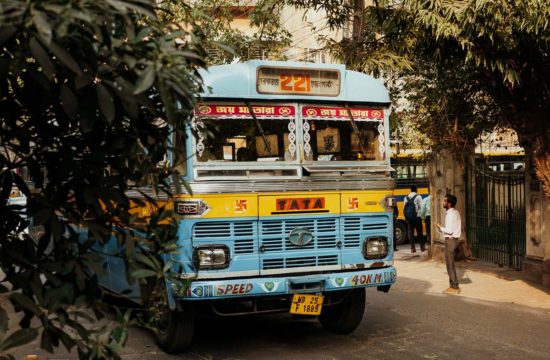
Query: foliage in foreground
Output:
[[289, 0, 550, 192], [160, 0, 292, 64], [0, 0, 205, 358]]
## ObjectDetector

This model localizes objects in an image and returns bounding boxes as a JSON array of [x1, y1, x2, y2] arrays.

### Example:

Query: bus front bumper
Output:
[[174, 266, 396, 300]]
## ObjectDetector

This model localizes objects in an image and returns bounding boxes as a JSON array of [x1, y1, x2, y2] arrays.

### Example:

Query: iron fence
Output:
[[465, 159, 526, 269]]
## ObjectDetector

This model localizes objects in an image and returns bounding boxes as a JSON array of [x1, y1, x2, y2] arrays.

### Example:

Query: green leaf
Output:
[[131, 269, 158, 279], [0, 26, 16, 46], [29, 37, 55, 79], [133, 65, 156, 94], [10, 293, 41, 316], [0, 307, 8, 334], [0, 328, 38, 352], [60, 84, 79, 119], [32, 10, 52, 44], [41, 38, 82, 75], [58, 331, 76, 350], [132, 252, 159, 270], [75, 74, 93, 90], [97, 84, 115, 123]]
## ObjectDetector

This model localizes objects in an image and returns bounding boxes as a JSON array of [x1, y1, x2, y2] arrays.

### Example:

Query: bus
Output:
[[100, 60, 397, 353], [391, 151, 429, 244], [480, 151, 526, 171], [390, 148, 525, 245]]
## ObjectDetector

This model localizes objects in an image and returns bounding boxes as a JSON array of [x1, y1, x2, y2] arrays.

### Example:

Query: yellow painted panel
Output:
[[341, 191, 393, 213], [394, 186, 429, 222], [394, 187, 429, 196], [259, 193, 340, 216], [175, 194, 258, 218]]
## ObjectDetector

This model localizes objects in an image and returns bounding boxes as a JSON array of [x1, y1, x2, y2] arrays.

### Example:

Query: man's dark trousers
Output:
[[425, 215, 431, 243], [445, 237, 459, 288], [407, 217, 425, 250]]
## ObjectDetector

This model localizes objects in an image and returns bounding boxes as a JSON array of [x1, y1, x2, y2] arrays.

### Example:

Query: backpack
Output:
[[404, 195, 419, 222]]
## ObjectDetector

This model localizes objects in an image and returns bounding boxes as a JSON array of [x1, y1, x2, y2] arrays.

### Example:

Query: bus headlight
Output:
[[363, 237, 388, 259], [193, 246, 230, 269]]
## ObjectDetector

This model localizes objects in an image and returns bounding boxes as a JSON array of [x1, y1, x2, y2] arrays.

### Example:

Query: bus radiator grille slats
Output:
[[192, 222, 255, 254], [259, 218, 338, 252], [262, 255, 338, 270], [259, 218, 339, 270], [191, 216, 390, 270]]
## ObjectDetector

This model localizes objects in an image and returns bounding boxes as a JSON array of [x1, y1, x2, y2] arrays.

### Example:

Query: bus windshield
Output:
[[304, 118, 385, 162], [192, 103, 388, 179], [195, 116, 297, 163]]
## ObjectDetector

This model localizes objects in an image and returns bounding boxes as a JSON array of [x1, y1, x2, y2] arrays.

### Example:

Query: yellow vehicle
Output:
[[96, 60, 397, 353], [391, 151, 429, 244], [390, 148, 525, 245]]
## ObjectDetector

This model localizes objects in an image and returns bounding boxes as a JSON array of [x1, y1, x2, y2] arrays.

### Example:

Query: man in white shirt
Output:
[[437, 194, 462, 294]]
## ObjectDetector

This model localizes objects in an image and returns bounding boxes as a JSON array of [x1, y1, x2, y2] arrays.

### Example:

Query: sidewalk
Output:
[[393, 245, 550, 310]]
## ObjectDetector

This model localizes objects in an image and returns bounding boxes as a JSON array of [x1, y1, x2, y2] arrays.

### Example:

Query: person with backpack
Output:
[[404, 185, 425, 252]]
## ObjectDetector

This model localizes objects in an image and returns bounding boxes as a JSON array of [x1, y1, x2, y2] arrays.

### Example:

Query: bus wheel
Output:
[[152, 299, 195, 354], [318, 288, 365, 334], [395, 221, 408, 245]]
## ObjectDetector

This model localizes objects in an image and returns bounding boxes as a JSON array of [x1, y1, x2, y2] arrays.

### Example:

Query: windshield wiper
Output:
[[345, 105, 369, 160], [245, 101, 272, 154]]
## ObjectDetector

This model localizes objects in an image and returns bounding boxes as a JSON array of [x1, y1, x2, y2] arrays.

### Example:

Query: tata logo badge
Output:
[[288, 228, 313, 246]]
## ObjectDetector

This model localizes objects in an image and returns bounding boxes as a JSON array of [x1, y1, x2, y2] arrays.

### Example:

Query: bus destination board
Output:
[[257, 66, 341, 96]]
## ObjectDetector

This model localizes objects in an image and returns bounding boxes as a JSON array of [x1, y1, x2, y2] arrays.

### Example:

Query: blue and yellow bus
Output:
[[390, 148, 525, 245], [391, 151, 429, 244], [101, 60, 397, 352]]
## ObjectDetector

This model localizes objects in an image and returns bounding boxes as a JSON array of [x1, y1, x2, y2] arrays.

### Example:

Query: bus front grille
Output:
[[262, 255, 339, 270], [260, 218, 339, 270]]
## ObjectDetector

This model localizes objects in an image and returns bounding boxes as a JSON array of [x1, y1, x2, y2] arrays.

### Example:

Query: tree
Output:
[[160, 0, 292, 64], [0, 0, 205, 358], [286, 0, 550, 194], [399, 0, 550, 192]]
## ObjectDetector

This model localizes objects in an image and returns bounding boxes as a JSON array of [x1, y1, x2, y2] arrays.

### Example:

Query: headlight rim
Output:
[[363, 236, 388, 260], [193, 244, 231, 270]]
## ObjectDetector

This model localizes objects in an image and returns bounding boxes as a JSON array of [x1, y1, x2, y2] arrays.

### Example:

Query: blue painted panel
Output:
[[257, 214, 341, 274], [173, 266, 397, 300], [199, 60, 390, 104], [76, 226, 112, 289], [173, 218, 260, 277], [340, 213, 393, 264]]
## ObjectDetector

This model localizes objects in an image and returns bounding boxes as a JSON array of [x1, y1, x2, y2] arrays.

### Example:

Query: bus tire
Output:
[[153, 300, 195, 354], [318, 288, 365, 334], [395, 221, 408, 245]]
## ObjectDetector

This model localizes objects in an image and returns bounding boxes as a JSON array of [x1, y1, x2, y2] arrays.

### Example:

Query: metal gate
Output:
[[465, 158, 526, 269]]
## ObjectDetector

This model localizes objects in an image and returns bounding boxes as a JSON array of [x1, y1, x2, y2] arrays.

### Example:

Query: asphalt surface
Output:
[[10, 245, 550, 359]]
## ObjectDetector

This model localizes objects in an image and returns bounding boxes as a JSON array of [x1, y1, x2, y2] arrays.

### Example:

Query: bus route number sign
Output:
[[257, 66, 340, 97], [290, 294, 324, 315]]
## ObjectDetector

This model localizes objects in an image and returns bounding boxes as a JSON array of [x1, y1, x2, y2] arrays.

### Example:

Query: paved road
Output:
[[116, 286, 550, 360], [12, 249, 550, 359]]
